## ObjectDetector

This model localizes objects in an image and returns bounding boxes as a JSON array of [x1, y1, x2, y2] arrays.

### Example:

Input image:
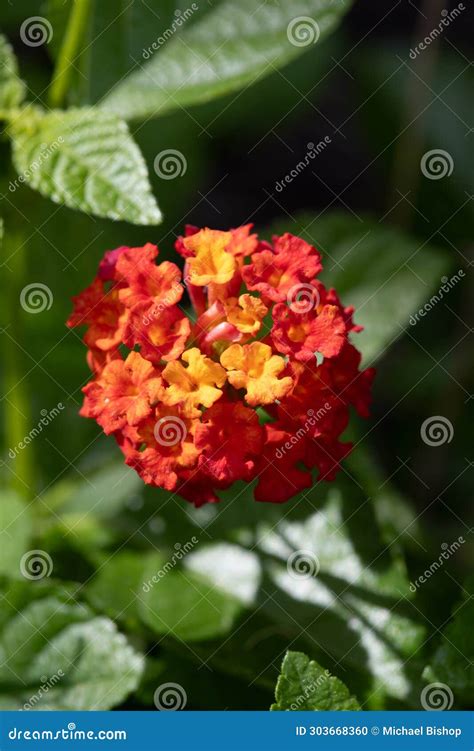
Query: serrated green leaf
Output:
[[8, 108, 162, 224], [0, 589, 144, 710], [0, 491, 32, 578], [271, 651, 361, 710], [423, 576, 474, 706], [0, 34, 26, 109], [100, 0, 352, 121], [265, 212, 448, 364]]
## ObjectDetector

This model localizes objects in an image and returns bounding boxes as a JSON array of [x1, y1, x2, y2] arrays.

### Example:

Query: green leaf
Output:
[[84, 548, 243, 643], [38, 462, 144, 551], [100, 0, 352, 121], [146, 483, 426, 702], [271, 651, 360, 710], [46, 462, 143, 518], [0, 34, 26, 109], [8, 107, 162, 224], [265, 212, 448, 364], [257, 489, 426, 701], [0, 587, 144, 710], [0, 491, 32, 578], [139, 552, 243, 642], [347, 445, 421, 550], [184, 542, 261, 606], [423, 576, 474, 706], [86, 551, 147, 629]]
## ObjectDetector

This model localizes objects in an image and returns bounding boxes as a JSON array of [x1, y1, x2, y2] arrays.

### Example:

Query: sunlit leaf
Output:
[[101, 0, 353, 120], [9, 108, 162, 224], [271, 650, 361, 710]]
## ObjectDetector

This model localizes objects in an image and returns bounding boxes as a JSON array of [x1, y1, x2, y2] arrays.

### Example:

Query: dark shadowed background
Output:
[[0, 0, 472, 711]]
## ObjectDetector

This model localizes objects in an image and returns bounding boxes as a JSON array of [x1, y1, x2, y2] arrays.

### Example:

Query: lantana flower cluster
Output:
[[68, 225, 374, 507]]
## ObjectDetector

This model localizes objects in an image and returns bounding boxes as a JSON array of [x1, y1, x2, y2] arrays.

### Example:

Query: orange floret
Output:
[[184, 229, 236, 286], [162, 347, 227, 417], [220, 341, 293, 406]]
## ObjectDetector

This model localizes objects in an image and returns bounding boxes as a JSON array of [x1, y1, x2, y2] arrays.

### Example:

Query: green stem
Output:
[[2, 222, 35, 498], [48, 0, 92, 109]]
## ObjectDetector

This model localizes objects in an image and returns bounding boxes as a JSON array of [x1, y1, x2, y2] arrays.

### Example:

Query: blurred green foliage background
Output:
[[0, 0, 472, 712]]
